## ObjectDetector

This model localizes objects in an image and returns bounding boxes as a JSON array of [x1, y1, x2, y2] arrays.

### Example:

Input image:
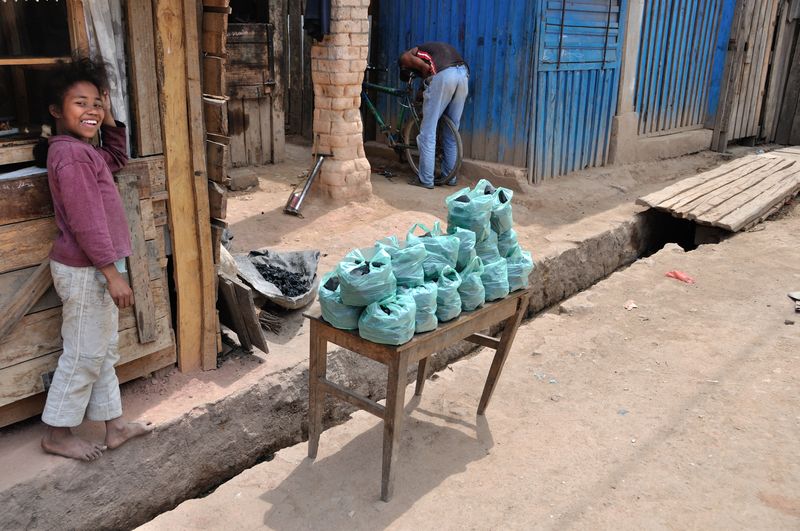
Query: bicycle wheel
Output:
[[402, 114, 463, 183]]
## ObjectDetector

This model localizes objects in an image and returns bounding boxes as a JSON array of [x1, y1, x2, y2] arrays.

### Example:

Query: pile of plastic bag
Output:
[[317, 179, 535, 345]]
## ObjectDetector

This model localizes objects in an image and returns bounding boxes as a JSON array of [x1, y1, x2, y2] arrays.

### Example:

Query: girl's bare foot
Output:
[[41, 426, 105, 462], [105, 418, 153, 449]]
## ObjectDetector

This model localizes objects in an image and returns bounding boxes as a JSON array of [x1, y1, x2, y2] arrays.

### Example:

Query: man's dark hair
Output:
[[33, 56, 111, 167]]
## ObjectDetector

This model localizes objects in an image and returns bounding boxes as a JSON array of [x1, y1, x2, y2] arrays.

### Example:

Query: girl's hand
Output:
[[101, 89, 116, 126], [107, 276, 134, 309]]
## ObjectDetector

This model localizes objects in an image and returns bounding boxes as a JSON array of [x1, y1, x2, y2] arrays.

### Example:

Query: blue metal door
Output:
[[529, 0, 627, 183]]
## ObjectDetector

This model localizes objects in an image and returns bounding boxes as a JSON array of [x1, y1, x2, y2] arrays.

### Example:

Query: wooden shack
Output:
[[0, 0, 230, 427]]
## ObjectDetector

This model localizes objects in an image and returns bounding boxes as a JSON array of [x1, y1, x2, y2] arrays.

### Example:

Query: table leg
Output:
[[477, 294, 530, 415], [381, 352, 410, 501], [307, 322, 327, 459], [414, 357, 428, 397]]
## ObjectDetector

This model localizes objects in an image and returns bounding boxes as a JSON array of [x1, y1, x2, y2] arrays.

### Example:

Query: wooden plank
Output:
[[125, 0, 163, 156], [202, 0, 230, 7], [665, 157, 786, 212], [203, 96, 229, 136], [712, 0, 749, 151], [154, 0, 204, 372], [228, 42, 270, 66], [0, 279, 169, 370], [203, 55, 226, 96], [228, 275, 269, 353], [206, 141, 228, 184], [226, 62, 269, 86], [287, 0, 303, 135], [228, 99, 247, 166], [0, 142, 35, 165], [119, 175, 157, 343], [268, 0, 286, 162], [0, 57, 71, 66], [243, 98, 263, 165], [0, 315, 173, 407], [228, 23, 269, 43], [0, 260, 52, 342], [0, 267, 59, 315], [140, 199, 157, 241], [218, 275, 252, 351], [115, 157, 154, 199], [637, 156, 764, 208], [465, 333, 500, 350], [65, 0, 90, 56], [681, 159, 793, 218], [185, 0, 219, 371], [0, 172, 52, 225], [152, 199, 168, 227], [208, 181, 227, 219], [319, 379, 386, 418], [259, 96, 273, 164], [707, 168, 800, 230], [0, 218, 58, 276], [0, 344, 175, 428], [762, 0, 793, 141], [210, 218, 226, 265], [202, 12, 228, 56]]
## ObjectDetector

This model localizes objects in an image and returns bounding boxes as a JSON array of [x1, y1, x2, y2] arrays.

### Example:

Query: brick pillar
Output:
[[310, 0, 372, 201]]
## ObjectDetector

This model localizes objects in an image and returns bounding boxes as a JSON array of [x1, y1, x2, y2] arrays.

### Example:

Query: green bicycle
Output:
[[361, 66, 463, 183]]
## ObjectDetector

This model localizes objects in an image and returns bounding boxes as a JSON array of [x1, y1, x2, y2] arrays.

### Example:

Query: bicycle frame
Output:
[[361, 75, 422, 152]]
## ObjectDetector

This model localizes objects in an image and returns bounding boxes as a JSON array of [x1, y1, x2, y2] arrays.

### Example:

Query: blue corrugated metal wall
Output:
[[529, 0, 627, 182], [375, 0, 538, 167], [634, 0, 725, 135]]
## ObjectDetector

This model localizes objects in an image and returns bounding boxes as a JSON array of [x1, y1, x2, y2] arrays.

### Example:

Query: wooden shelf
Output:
[[0, 56, 71, 67]]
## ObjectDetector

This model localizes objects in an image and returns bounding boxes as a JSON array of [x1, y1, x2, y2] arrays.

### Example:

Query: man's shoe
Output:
[[435, 175, 458, 186], [409, 178, 434, 189]]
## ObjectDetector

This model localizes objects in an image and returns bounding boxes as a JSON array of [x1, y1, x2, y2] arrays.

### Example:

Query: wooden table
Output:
[[304, 288, 531, 501]]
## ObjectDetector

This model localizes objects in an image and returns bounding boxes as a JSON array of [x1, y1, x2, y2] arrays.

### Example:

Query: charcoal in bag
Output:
[[406, 221, 459, 281], [450, 226, 477, 271], [475, 229, 501, 264], [490, 187, 514, 234], [358, 294, 417, 345], [457, 255, 485, 311], [445, 186, 492, 242], [318, 271, 363, 330], [481, 257, 510, 301], [337, 248, 396, 306], [436, 265, 462, 322], [505, 245, 535, 292], [497, 228, 518, 258], [398, 282, 438, 333], [375, 236, 426, 288]]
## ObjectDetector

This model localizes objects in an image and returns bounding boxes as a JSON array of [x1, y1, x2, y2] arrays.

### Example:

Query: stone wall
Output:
[[310, 0, 372, 200]]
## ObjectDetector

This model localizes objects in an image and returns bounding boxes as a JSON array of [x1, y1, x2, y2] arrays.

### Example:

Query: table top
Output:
[[304, 288, 531, 358]]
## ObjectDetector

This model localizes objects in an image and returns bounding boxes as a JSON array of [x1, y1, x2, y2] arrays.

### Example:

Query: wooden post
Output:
[[268, 0, 287, 162], [65, 0, 90, 56], [153, 0, 217, 372]]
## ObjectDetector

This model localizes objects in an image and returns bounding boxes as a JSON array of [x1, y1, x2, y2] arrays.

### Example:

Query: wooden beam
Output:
[[0, 217, 58, 276], [208, 180, 227, 219], [118, 175, 157, 343], [154, 0, 214, 372], [268, 0, 286, 162], [0, 57, 71, 66], [0, 142, 35, 165], [712, 0, 749, 152], [185, 0, 219, 371], [125, 0, 164, 156], [65, 0, 90, 56], [0, 171, 52, 225], [0, 260, 52, 342]]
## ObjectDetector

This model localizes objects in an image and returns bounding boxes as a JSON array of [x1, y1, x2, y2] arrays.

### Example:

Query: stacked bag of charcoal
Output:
[[318, 179, 534, 345]]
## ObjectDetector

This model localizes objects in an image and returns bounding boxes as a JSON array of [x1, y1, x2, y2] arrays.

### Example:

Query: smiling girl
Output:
[[34, 58, 151, 461]]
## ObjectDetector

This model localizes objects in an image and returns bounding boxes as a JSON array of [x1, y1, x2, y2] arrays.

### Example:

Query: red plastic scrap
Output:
[[665, 270, 695, 284]]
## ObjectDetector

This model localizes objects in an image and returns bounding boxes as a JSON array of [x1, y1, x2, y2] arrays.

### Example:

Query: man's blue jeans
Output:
[[417, 65, 469, 186]]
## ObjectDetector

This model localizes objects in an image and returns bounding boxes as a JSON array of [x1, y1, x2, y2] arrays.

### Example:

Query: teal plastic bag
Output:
[[481, 257, 509, 301], [406, 222, 459, 281], [505, 245, 535, 292], [375, 236, 426, 288], [436, 265, 462, 322], [398, 282, 438, 333], [445, 186, 492, 242], [338, 248, 396, 306], [318, 271, 363, 330], [458, 255, 485, 311], [450, 227, 477, 271], [490, 187, 514, 234], [497, 228, 518, 258], [358, 294, 417, 345], [475, 230, 500, 264]]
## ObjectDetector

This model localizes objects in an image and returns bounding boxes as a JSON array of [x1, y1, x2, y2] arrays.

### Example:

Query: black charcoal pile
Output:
[[254, 263, 311, 297]]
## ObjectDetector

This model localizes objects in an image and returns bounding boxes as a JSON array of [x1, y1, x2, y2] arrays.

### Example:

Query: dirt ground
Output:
[[0, 141, 760, 511], [142, 200, 800, 530]]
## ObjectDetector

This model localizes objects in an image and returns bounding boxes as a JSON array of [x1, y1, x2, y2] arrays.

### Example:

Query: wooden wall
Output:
[[0, 158, 175, 427], [763, 0, 800, 144]]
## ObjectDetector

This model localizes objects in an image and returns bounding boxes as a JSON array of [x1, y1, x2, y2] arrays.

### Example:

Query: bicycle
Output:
[[361, 66, 463, 184]]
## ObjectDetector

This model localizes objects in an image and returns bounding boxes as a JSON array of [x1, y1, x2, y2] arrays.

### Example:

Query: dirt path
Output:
[[141, 202, 799, 528]]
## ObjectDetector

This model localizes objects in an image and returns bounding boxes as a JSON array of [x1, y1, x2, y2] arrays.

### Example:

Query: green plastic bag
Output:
[[505, 245, 535, 292], [436, 265, 462, 322], [358, 293, 417, 345], [445, 186, 492, 242], [481, 257, 509, 301], [458, 255, 485, 311], [375, 236, 426, 288], [497, 228, 518, 258], [318, 271, 363, 330], [490, 187, 514, 234], [450, 226, 477, 271], [398, 282, 438, 333], [475, 230, 500, 264], [338, 248, 396, 306], [406, 222, 459, 281]]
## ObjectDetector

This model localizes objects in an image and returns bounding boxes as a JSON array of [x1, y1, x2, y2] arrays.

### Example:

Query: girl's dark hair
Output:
[[33, 56, 111, 167]]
